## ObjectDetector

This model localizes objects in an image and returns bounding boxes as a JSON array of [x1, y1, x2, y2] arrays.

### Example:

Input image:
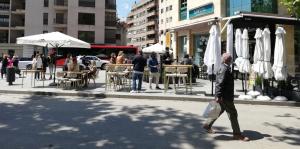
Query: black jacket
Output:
[[215, 63, 234, 101], [132, 55, 147, 72]]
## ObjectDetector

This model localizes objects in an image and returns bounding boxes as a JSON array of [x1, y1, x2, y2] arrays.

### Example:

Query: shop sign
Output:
[[189, 3, 214, 19]]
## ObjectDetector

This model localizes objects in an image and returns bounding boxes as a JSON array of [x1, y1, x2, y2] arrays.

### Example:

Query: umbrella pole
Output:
[[241, 73, 245, 91], [244, 73, 247, 94], [211, 64, 214, 96]]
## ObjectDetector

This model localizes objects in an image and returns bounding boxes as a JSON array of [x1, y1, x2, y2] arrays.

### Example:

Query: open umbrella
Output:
[[142, 43, 168, 54], [234, 29, 243, 69], [273, 27, 287, 81], [226, 24, 233, 56], [17, 32, 91, 85], [253, 28, 264, 75], [263, 28, 273, 79], [204, 25, 221, 95]]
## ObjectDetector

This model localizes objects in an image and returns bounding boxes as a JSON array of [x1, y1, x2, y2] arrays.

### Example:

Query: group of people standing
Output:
[[1, 55, 21, 85], [31, 52, 55, 80]]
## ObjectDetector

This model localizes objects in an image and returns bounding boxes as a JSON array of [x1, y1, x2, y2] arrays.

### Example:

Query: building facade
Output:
[[159, 0, 299, 76], [126, 0, 158, 49], [0, 0, 117, 57], [116, 21, 127, 46]]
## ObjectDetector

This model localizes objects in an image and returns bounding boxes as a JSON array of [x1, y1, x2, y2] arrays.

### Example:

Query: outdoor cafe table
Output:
[[163, 65, 193, 94], [61, 70, 89, 88], [105, 64, 133, 91], [21, 70, 45, 88]]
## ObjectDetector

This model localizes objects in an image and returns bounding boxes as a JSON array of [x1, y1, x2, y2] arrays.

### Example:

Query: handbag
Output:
[[203, 100, 221, 119]]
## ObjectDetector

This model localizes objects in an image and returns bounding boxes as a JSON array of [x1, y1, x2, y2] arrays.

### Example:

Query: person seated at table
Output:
[[82, 60, 97, 87], [66, 57, 80, 78]]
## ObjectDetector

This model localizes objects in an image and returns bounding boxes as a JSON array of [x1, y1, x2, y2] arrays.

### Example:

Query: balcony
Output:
[[54, 0, 68, 10], [0, 3, 10, 13]]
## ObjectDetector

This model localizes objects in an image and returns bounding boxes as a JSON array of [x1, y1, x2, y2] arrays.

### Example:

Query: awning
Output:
[[169, 17, 219, 32], [222, 12, 300, 25]]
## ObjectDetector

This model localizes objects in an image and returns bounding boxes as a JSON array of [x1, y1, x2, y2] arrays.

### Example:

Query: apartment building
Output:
[[0, 0, 117, 57], [159, 0, 299, 75], [126, 0, 158, 49]]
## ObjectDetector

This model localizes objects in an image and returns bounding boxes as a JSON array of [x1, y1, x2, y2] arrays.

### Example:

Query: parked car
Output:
[[77, 56, 110, 70]]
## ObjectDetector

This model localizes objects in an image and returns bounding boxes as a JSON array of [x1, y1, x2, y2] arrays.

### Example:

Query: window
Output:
[[161, 0, 163, 3], [161, 8, 164, 13], [160, 19, 163, 24], [0, 15, 9, 27], [105, 12, 116, 26], [169, 5, 172, 11], [43, 30, 48, 33], [78, 31, 95, 43], [105, 29, 116, 44], [79, 0, 95, 7], [78, 13, 95, 25], [44, 0, 49, 7], [180, 0, 187, 20], [106, 0, 116, 10], [226, 0, 277, 16], [43, 13, 48, 25]]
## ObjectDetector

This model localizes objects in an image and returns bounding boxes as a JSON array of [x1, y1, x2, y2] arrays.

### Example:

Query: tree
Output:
[[280, 0, 300, 18]]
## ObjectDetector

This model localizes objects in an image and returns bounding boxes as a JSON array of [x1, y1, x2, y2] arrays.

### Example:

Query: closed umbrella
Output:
[[234, 29, 243, 68], [226, 24, 233, 56], [204, 25, 222, 95], [263, 28, 273, 79], [273, 27, 287, 81], [253, 28, 264, 75], [239, 29, 251, 94], [239, 29, 251, 73]]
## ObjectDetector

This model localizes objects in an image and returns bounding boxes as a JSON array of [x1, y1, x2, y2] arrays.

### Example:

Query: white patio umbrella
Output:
[[226, 24, 233, 56], [234, 29, 243, 69], [273, 27, 287, 81], [142, 43, 168, 54], [253, 28, 264, 75], [17, 32, 91, 85], [239, 29, 251, 73], [17, 32, 91, 49], [262, 28, 273, 79], [204, 25, 221, 95]]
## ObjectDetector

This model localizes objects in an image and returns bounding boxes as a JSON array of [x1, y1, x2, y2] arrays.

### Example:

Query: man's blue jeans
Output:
[[132, 72, 143, 91]]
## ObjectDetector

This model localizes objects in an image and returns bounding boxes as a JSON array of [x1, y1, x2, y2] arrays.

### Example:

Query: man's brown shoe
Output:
[[203, 125, 215, 134], [233, 134, 250, 141]]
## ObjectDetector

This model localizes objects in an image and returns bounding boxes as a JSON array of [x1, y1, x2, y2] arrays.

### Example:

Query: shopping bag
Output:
[[202, 100, 221, 119]]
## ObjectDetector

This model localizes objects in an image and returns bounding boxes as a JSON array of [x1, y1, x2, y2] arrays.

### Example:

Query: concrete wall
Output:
[[25, 0, 43, 35]]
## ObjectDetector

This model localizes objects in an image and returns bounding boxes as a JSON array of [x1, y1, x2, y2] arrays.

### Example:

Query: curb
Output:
[[0, 90, 299, 107]]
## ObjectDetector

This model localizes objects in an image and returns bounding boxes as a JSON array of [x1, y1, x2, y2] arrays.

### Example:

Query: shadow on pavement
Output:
[[0, 95, 221, 149]]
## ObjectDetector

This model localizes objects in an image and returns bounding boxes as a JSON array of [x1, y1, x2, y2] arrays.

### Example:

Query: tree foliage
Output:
[[280, 0, 300, 18]]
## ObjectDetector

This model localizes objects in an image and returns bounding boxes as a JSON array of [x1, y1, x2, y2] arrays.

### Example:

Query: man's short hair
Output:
[[222, 53, 232, 64]]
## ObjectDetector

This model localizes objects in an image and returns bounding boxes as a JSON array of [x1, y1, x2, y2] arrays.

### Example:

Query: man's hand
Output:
[[216, 97, 223, 103]]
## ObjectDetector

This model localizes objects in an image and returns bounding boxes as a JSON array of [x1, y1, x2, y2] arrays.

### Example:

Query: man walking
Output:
[[130, 50, 147, 93], [203, 53, 250, 141]]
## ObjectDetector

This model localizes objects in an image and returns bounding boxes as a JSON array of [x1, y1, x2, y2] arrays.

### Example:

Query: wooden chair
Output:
[[106, 65, 118, 90], [56, 72, 68, 88], [165, 67, 177, 92], [177, 67, 189, 94]]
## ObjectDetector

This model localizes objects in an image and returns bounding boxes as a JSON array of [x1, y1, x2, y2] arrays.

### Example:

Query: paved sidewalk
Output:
[[0, 70, 299, 107]]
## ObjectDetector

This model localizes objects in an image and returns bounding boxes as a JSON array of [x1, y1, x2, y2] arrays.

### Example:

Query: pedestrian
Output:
[[12, 56, 21, 77], [63, 54, 72, 71], [148, 52, 160, 89], [116, 51, 125, 64], [41, 54, 48, 80], [130, 50, 147, 93], [1, 55, 8, 78], [6, 56, 15, 85], [47, 53, 55, 80], [32, 54, 43, 80], [203, 53, 250, 141]]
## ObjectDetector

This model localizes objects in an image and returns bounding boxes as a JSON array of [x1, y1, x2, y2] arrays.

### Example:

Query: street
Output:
[[0, 94, 299, 149]]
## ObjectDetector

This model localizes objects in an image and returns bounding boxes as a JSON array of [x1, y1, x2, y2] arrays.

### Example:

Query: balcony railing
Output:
[[54, 18, 67, 24], [0, 22, 9, 27], [0, 3, 10, 11], [54, 0, 68, 6], [105, 21, 116, 27]]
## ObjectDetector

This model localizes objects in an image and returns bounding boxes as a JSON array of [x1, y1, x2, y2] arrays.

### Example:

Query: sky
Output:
[[117, 0, 140, 21]]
